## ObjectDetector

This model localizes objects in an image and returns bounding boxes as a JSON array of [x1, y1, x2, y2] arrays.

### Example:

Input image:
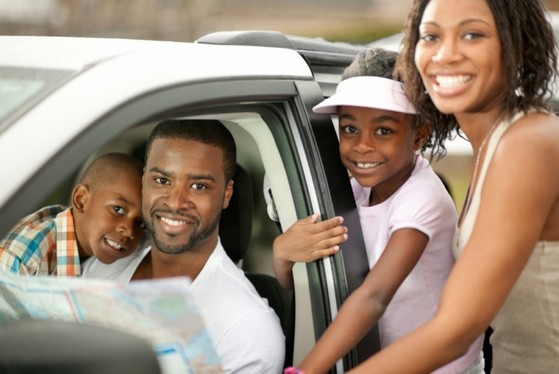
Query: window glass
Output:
[[0, 67, 72, 132]]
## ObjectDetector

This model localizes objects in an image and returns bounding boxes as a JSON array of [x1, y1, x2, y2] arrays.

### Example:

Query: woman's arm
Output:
[[346, 114, 559, 373], [298, 228, 429, 374], [272, 214, 347, 289]]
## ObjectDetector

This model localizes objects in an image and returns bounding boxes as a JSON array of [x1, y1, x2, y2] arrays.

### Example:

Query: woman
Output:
[[345, 0, 559, 373]]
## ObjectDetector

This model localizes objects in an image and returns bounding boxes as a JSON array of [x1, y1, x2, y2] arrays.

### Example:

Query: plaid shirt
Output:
[[0, 205, 81, 276]]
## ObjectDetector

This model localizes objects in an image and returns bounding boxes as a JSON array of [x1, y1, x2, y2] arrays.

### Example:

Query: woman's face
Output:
[[414, 0, 507, 115]]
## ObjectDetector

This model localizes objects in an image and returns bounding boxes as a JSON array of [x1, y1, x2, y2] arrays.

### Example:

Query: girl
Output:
[[278, 48, 484, 374]]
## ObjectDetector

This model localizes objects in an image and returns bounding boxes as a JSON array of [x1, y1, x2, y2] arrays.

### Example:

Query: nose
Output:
[[165, 183, 194, 211], [432, 38, 460, 65], [354, 132, 376, 153], [117, 219, 135, 239]]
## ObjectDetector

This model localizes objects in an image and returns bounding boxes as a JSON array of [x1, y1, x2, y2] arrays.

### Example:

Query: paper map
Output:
[[0, 270, 223, 373]]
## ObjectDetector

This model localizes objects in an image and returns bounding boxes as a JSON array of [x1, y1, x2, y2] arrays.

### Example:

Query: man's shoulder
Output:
[[193, 244, 279, 321], [196, 245, 262, 300], [195, 248, 285, 374]]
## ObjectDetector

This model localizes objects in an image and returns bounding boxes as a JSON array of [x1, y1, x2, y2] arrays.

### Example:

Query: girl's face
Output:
[[414, 0, 507, 115], [338, 106, 426, 201]]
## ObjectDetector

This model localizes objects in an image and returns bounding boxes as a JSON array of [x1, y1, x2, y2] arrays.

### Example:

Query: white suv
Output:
[[0, 31, 377, 373]]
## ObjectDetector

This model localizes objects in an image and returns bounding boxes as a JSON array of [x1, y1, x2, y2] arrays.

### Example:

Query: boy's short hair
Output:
[[80, 153, 143, 189]]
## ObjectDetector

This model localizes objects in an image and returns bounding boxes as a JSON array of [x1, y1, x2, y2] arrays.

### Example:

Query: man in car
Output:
[[82, 119, 285, 373]]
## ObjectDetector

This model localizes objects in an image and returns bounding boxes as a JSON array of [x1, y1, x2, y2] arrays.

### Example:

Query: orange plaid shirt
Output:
[[0, 205, 81, 276]]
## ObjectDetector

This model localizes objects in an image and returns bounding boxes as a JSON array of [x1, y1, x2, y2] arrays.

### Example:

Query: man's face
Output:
[[142, 138, 233, 254]]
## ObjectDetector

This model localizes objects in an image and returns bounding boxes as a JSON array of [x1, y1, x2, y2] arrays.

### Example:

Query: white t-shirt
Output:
[[352, 156, 483, 373], [82, 240, 285, 374]]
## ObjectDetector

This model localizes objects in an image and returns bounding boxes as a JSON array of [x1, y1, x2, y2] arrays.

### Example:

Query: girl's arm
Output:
[[346, 114, 559, 373], [298, 228, 429, 374], [272, 214, 347, 289]]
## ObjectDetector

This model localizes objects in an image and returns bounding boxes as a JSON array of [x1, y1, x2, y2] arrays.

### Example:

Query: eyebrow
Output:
[[187, 173, 216, 182], [147, 167, 216, 182], [147, 166, 170, 176], [112, 195, 135, 207], [421, 18, 492, 28]]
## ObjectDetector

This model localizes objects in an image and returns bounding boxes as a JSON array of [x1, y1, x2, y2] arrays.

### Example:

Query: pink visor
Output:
[[312, 76, 417, 115]]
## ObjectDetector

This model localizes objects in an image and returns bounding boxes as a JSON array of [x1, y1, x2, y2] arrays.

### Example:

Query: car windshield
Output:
[[0, 67, 73, 133]]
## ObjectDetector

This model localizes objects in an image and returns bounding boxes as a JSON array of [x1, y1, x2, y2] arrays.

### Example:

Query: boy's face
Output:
[[141, 138, 233, 255], [75, 170, 144, 264], [338, 105, 426, 195]]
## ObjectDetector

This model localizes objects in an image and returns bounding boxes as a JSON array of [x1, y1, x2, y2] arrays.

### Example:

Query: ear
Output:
[[414, 122, 432, 151], [222, 180, 234, 210], [71, 184, 90, 213]]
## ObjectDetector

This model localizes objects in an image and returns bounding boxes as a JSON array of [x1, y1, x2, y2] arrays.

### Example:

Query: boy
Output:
[[0, 152, 145, 276]]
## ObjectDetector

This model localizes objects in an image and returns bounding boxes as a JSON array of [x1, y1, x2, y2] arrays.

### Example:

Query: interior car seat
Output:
[[219, 164, 295, 367]]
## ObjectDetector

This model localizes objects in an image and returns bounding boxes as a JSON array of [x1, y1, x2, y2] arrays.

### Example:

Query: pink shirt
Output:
[[352, 156, 483, 373]]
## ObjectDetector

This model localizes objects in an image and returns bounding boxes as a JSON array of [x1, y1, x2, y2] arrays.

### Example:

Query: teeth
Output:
[[105, 238, 124, 251], [356, 162, 380, 169], [436, 75, 471, 88], [161, 216, 186, 226]]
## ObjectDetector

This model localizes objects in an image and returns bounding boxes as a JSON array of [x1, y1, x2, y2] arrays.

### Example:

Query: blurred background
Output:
[[2, 0, 559, 44], [0, 0, 408, 43]]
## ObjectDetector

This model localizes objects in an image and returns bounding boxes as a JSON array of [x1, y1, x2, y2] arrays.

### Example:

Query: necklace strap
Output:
[[461, 112, 504, 217]]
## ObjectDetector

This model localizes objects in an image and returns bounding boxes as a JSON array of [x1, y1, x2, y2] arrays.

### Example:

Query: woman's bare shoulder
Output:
[[504, 111, 559, 151]]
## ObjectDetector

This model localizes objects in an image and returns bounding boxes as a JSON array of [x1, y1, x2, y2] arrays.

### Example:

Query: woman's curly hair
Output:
[[395, 0, 558, 159]]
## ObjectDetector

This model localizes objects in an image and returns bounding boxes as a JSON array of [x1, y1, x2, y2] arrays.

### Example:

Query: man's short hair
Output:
[[146, 120, 237, 182]]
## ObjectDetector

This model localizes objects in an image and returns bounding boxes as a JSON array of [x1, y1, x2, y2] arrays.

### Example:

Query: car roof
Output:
[[197, 30, 366, 96], [0, 35, 314, 77], [197, 30, 364, 65], [0, 35, 315, 137], [1, 36, 185, 70]]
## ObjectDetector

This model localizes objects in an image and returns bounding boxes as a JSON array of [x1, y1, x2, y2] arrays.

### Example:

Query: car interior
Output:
[[219, 163, 295, 368]]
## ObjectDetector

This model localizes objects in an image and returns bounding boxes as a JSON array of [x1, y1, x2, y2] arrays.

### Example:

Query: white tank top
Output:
[[453, 111, 559, 374]]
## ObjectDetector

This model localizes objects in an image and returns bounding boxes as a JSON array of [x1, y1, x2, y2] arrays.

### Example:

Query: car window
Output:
[[0, 67, 73, 132]]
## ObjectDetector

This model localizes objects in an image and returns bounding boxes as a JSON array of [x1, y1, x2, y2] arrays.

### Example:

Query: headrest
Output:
[[219, 164, 253, 264]]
